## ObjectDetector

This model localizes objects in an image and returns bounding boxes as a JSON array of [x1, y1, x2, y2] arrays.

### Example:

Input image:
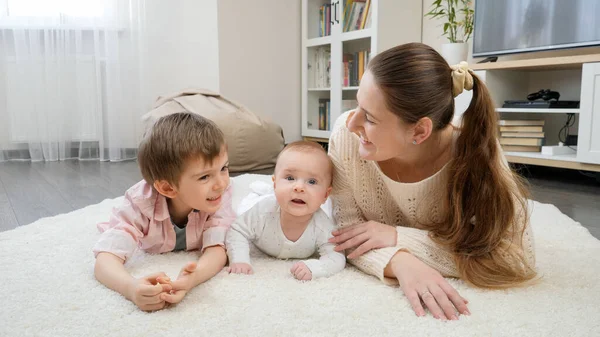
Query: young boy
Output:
[[226, 141, 345, 280], [93, 112, 235, 311]]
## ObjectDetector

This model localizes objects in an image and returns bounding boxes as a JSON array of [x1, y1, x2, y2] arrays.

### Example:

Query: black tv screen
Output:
[[473, 0, 600, 57]]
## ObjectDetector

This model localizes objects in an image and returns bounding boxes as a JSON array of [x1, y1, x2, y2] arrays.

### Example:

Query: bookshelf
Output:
[[454, 55, 600, 171], [301, 0, 422, 140]]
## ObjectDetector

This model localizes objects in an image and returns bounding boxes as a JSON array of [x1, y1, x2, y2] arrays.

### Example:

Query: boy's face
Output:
[[273, 149, 332, 218], [175, 149, 230, 214]]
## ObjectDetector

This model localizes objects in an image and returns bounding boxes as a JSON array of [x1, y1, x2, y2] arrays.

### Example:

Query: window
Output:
[[0, 0, 119, 28]]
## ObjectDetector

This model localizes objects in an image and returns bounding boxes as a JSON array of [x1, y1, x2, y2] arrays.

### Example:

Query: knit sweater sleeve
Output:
[[328, 114, 410, 282]]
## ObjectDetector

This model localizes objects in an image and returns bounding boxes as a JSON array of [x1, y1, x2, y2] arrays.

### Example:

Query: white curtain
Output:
[[0, 0, 147, 162]]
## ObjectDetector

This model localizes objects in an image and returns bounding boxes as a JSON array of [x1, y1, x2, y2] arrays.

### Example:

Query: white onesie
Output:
[[226, 194, 346, 279]]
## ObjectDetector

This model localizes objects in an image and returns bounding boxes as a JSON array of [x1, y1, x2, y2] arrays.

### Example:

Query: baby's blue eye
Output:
[[308, 179, 317, 185], [285, 176, 294, 181]]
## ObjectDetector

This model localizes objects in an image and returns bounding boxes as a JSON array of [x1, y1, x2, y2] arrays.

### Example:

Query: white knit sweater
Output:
[[328, 111, 535, 284]]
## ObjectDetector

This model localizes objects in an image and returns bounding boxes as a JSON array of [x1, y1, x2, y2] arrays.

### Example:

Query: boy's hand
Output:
[[161, 262, 197, 305], [290, 262, 313, 281], [126, 272, 172, 312], [226, 263, 254, 274]]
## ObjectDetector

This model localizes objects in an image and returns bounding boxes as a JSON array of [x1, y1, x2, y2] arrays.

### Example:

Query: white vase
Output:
[[441, 42, 468, 66]]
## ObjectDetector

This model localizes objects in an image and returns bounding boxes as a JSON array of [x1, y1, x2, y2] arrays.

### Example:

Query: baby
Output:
[[226, 141, 345, 280], [93, 112, 235, 311]]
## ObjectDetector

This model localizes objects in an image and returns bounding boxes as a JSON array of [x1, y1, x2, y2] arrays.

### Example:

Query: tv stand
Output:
[[477, 56, 498, 64], [455, 54, 600, 172]]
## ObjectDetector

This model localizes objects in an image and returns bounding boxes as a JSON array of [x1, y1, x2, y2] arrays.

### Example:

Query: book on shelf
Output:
[[499, 137, 544, 146], [501, 145, 542, 152], [499, 125, 544, 132], [498, 120, 545, 126], [500, 132, 545, 138], [318, 98, 331, 131], [343, 49, 370, 87], [319, 4, 331, 37], [343, 0, 370, 32], [312, 46, 331, 88]]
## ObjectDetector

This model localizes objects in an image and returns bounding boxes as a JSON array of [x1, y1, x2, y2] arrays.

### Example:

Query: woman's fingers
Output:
[[405, 289, 426, 317], [430, 285, 458, 320], [439, 281, 470, 315], [334, 232, 370, 252], [330, 224, 367, 243], [347, 240, 376, 259], [419, 288, 446, 320]]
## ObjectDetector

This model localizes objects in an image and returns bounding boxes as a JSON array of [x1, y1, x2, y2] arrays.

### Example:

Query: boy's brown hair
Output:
[[275, 141, 333, 185], [138, 112, 225, 187]]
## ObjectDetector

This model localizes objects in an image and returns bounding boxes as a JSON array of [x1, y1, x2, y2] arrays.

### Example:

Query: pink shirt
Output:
[[93, 180, 235, 261]]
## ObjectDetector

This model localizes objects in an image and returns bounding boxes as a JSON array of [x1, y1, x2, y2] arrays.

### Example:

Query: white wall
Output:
[[143, 0, 220, 109], [218, 0, 302, 143]]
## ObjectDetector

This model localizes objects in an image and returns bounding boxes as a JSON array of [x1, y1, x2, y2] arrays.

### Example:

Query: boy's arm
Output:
[[94, 252, 172, 311], [190, 245, 228, 285]]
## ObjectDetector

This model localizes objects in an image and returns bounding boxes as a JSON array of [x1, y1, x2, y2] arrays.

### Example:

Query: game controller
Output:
[[527, 89, 560, 101]]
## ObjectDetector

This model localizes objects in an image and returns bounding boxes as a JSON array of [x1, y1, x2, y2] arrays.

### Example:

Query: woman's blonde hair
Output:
[[367, 43, 536, 288]]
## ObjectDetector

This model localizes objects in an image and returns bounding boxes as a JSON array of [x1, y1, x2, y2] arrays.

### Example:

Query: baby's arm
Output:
[[225, 206, 259, 274], [296, 218, 346, 280]]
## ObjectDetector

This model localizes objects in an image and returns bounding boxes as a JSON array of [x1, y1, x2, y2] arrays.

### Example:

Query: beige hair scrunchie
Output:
[[450, 61, 474, 97]]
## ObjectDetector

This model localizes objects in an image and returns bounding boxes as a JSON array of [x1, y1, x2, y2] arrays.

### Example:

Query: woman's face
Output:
[[347, 71, 413, 162]]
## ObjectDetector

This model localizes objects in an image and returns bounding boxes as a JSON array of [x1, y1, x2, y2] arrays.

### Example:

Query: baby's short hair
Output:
[[138, 112, 225, 186], [276, 141, 333, 184]]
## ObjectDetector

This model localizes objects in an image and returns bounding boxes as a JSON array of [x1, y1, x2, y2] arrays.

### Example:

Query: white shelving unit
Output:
[[496, 108, 580, 114], [301, 0, 422, 141], [458, 55, 600, 172]]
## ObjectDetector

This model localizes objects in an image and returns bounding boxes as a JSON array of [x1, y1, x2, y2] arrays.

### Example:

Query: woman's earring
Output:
[[412, 140, 417, 145]]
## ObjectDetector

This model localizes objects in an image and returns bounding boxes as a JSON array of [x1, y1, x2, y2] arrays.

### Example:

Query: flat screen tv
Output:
[[473, 0, 600, 57]]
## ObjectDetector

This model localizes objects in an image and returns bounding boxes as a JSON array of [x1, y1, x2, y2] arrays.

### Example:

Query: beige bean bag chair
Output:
[[142, 89, 284, 173]]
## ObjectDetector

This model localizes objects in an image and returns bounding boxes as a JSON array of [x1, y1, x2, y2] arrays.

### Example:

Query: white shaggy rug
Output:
[[1, 174, 600, 337]]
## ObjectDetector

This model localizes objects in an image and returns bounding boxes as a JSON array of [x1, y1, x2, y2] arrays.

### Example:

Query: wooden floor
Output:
[[1, 161, 599, 239]]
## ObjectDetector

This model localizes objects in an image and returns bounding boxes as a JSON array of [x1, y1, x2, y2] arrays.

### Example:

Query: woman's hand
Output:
[[390, 252, 470, 320], [329, 221, 397, 259]]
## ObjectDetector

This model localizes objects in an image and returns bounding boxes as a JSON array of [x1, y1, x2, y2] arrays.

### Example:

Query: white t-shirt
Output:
[[226, 194, 346, 279]]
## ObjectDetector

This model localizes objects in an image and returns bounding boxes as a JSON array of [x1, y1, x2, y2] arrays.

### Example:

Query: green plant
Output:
[[425, 0, 474, 43]]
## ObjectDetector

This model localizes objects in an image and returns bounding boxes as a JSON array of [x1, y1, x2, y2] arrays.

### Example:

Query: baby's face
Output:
[[273, 150, 332, 218]]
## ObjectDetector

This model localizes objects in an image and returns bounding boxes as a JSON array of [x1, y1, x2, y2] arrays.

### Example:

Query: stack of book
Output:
[[312, 46, 331, 88], [343, 0, 371, 32], [499, 120, 545, 152], [318, 98, 331, 131], [318, 3, 332, 37], [343, 50, 370, 87]]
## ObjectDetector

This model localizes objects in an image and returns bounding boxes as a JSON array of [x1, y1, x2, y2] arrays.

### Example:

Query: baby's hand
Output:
[[290, 262, 312, 281], [227, 263, 253, 274]]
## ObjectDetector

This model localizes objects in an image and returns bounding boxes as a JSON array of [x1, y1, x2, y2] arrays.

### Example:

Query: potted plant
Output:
[[425, 0, 474, 65]]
